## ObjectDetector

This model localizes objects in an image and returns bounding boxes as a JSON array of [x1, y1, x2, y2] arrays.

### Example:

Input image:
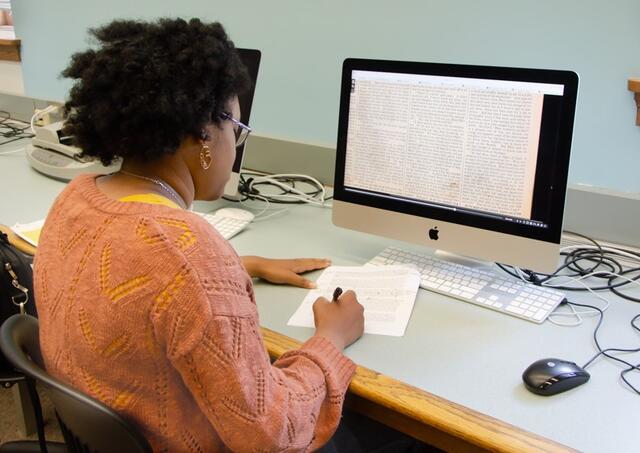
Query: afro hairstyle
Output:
[[62, 18, 250, 166]]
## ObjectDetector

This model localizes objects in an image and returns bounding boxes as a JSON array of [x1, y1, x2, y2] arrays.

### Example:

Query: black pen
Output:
[[332, 287, 343, 302]]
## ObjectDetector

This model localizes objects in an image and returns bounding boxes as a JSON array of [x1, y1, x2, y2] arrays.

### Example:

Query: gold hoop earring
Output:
[[200, 144, 212, 170]]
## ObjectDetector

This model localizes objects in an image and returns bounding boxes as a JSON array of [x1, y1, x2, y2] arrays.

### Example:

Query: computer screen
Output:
[[333, 59, 578, 272], [223, 48, 261, 197]]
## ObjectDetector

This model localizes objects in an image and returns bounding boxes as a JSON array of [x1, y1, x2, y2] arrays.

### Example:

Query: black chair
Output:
[[0, 314, 152, 453]]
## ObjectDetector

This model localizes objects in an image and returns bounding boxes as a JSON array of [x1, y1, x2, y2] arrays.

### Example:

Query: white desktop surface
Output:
[[2, 139, 639, 453], [231, 203, 639, 453]]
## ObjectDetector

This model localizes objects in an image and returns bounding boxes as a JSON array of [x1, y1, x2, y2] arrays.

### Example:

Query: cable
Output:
[[567, 300, 640, 395], [234, 171, 332, 208], [546, 302, 584, 327], [30, 105, 58, 134], [609, 268, 640, 303], [0, 111, 34, 147], [217, 171, 333, 222], [496, 232, 640, 303], [239, 192, 272, 218], [249, 174, 327, 206], [544, 271, 614, 325], [497, 233, 640, 394]]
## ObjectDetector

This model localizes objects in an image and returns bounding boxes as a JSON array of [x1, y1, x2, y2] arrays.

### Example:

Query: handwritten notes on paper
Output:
[[288, 265, 421, 336]]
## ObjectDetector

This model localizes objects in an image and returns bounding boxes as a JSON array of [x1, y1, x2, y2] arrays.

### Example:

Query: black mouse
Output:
[[522, 358, 590, 396]]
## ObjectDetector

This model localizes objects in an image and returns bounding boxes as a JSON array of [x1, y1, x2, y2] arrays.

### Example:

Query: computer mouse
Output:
[[522, 358, 590, 396], [214, 207, 255, 222]]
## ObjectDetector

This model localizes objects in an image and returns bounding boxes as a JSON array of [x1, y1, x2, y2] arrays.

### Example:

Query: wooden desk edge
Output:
[[261, 327, 577, 453]]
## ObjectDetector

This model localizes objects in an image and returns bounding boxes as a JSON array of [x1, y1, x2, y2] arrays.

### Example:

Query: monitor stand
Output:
[[222, 171, 244, 200]]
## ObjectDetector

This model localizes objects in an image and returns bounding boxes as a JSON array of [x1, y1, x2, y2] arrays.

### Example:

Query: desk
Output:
[[229, 201, 639, 453], [2, 138, 639, 452]]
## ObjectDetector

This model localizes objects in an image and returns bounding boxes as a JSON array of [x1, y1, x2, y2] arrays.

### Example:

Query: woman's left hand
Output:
[[241, 256, 331, 289]]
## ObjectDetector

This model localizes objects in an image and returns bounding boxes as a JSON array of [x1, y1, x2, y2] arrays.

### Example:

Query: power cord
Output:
[[225, 171, 332, 209], [497, 231, 640, 304], [496, 232, 640, 394], [566, 300, 640, 395], [30, 105, 58, 135], [0, 111, 34, 148]]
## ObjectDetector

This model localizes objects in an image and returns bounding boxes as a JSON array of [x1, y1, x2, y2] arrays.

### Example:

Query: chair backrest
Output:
[[0, 314, 152, 453]]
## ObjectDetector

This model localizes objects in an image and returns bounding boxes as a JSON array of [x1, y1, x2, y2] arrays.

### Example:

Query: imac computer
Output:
[[333, 59, 578, 273], [223, 48, 261, 197]]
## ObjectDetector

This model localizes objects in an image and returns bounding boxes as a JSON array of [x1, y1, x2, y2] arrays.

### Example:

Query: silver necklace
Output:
[[119, 170, 187, 209]]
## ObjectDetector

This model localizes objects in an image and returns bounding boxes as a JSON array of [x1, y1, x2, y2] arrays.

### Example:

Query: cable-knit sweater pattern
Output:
[[34, 174, 355, 452]]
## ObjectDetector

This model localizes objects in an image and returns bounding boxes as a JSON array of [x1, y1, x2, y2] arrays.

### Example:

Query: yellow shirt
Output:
[[118, 193, 180, 209]]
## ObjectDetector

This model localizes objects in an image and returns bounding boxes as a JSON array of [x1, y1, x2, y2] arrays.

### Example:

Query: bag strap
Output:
[[1, 232, 29, 314]]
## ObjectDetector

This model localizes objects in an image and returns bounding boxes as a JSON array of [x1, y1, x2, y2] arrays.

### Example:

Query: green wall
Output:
[[11, 0, 640, 192]]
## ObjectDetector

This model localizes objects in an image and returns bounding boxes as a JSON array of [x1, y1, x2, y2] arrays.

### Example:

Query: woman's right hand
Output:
[[312, 290, 364, 350]]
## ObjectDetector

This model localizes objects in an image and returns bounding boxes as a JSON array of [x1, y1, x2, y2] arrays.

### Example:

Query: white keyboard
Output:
[[195, 208, 254, 240], [368, 247, 566, 324]]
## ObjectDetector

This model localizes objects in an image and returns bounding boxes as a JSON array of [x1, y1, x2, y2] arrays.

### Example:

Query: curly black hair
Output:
[[62, 18, 250, 166]]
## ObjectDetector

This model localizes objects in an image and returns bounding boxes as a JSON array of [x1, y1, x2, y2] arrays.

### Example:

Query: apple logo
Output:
[[428, 227, 439, 240]]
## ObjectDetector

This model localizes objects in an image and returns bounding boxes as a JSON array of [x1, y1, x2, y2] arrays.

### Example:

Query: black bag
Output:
[[0, 231, 37, 371]]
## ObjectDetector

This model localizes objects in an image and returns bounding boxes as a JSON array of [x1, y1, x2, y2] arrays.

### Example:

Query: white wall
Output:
[[10, 0, 640, 192]]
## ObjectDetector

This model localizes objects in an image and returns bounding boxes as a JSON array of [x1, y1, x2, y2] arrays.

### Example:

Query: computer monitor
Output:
[[223, 48, 261, 197], [333, 59, 578, 273]]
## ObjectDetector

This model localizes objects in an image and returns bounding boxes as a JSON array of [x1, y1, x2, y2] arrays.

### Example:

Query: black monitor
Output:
[[333, 58, 578, 272], [223, 48, 261, 196]]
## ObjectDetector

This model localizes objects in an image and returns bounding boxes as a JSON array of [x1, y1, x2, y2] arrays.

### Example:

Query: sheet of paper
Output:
[[287, 265, 421, 336], [12, 219, 45, 247]]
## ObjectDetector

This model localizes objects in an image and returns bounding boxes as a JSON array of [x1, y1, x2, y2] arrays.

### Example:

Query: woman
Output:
[[34, 18, 364, 452]]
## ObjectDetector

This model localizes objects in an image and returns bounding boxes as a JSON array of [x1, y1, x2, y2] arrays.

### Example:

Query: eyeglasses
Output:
[[220, 112, 252, 148]]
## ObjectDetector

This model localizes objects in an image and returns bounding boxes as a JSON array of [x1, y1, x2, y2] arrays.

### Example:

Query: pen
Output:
[[332, 287, 343, 302]]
